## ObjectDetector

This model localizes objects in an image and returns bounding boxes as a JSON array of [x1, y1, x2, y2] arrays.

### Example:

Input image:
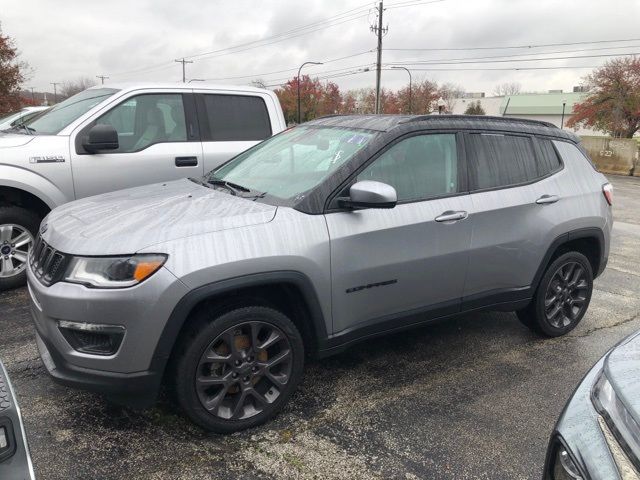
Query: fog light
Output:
[[58, 321, 125, 356], [552, 445, 583, 480]]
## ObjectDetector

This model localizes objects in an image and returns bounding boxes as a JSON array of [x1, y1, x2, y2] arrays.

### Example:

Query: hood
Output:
[[0, 132, 36, 148], [603, 331, 640, 425], [43, 178, 277, 255]]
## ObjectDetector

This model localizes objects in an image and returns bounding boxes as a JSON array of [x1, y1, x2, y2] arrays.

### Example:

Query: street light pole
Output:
[[50, 82, 60, 104], [297, 61, 323, 124], [561, 100, 567, 129], [392, 66, 412, 114]]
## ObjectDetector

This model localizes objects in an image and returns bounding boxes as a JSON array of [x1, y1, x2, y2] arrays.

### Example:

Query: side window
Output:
[[467, 133, 538, 190], [96, 94, 187, 153], [202, 94, 271, 141], [357, 134, 458, 202], [536, 138, 563, 176]]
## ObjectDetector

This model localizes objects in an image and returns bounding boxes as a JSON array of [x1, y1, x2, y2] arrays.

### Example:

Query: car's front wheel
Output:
[[174, 305, 304, 433], [517, 251, 594, 336], [0, 206, 40, 291]]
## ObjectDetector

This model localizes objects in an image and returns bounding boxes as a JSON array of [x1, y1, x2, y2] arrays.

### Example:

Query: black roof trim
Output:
[[399, 114, 558, 129]]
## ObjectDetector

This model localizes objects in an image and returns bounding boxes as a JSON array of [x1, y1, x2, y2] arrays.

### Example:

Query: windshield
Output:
[[208, 126, 376, 200], [25, 88, 118, 135]]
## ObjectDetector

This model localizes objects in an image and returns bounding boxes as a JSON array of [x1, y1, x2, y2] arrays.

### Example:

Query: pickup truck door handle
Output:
[[536, 194, 560, 205], [435, 210, 468, 223], [175, 156, 198, 167]]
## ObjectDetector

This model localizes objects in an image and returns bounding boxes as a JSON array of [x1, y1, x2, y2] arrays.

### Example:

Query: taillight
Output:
[[603, 183, 613, 206]]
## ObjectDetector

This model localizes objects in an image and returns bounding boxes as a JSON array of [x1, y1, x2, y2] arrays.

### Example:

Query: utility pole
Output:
[[175, 58, 194, 83], [29, 87, 35, 103], [370, 1, 387, 114], [96, 75, 109, 85], [50, 82, 60, 104]]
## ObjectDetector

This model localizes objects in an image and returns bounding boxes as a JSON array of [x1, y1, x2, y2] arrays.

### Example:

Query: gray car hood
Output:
[[604, 331, 640, 427], [0, 132, 35, 148], [43, 178, 277, 255]]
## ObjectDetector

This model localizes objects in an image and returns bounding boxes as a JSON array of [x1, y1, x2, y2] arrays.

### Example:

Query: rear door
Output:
[[195, 92, 275, 172], [463, 132, 564, 303], [70, 91, 202, 198], [326, 132, 474, 334]]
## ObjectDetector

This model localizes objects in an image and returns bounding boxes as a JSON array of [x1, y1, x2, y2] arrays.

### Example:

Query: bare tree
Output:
[[59, 77, 96, 99], [250, 78, 268, 89], [438, 82, 465, 112], [493, 82, 522, 96]]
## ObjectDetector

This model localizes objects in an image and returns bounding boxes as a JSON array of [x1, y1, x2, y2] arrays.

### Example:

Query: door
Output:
[[70, 92, 203, 198], [463, 133, 564, 300], [196, 93, 274, 172], [326, 133, 473, 334]]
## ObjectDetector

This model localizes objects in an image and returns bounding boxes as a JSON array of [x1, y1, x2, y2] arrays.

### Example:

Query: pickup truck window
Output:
[[201, 94, 272, 141], [26, 88, 118, 135]]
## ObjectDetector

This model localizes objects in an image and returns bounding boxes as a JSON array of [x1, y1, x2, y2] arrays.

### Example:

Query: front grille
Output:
[[29, 235, 69, 286]]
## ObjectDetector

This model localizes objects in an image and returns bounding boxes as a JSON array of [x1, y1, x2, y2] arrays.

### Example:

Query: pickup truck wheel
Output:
[[174, 306, 304, 433], [0, 207, 40, 291], [517, 251, 593, 337]]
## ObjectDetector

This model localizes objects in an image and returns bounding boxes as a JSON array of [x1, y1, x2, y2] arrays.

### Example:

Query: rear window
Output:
[[537, 138, 563, 176], [201, 94, 272, 141], [467, 133, 538, 190]]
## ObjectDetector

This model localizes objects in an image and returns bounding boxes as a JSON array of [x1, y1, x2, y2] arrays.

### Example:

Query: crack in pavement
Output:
[[573, 313, 640, 338]]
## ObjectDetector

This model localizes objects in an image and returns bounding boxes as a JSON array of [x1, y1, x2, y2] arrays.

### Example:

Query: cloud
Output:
[[3, 0, 640, 94]]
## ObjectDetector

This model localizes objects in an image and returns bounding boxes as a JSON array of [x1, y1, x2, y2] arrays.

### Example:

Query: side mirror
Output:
[[83, 124, 119, 153], [339, 180, 397, 209]]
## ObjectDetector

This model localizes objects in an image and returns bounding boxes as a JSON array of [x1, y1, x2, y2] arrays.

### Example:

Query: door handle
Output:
[[435, 210, 468, 223], [535, 194, 559, 205], [175, 156, 198, 167]]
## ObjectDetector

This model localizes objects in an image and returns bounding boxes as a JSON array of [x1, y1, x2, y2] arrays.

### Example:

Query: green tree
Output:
[[464, 100, 486, 115], [0, 27, 27, 115]]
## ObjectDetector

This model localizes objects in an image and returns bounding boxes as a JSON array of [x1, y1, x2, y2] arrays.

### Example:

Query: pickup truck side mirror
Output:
[[83, 124, 119, 153], [338, 180, 397, 209]]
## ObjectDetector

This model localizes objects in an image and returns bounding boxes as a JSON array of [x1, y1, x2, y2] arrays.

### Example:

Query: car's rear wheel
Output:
[[174, 306, 304, 433], [517, 251, 593, 336], [0, 207, 40, 291]]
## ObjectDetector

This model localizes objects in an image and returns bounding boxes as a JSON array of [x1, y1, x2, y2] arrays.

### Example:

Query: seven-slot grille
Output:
[[29, 235, 68, 286]]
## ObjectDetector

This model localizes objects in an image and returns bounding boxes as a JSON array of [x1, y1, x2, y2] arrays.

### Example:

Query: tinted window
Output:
[[357, 134, 458, 202], [202, 94, 271, 141], [468, 133, 538, 190], [537, 138, 563, 176], [96, 94, 187, 153]]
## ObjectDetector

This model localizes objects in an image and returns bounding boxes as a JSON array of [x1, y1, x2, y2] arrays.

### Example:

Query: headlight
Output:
[[63, 254, 167, 288], [592, 372, 640, 466], [550, 442, 584, 479]]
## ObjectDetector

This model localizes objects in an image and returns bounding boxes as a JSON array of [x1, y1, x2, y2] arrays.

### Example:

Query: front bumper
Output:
[[545, 357, 638, 480], [0, 360, 35, 480], [28, 262, 189, 407]]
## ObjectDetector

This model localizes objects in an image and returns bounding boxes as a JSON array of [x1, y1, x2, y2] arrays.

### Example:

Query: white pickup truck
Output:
[[0, 83, 286, 289]]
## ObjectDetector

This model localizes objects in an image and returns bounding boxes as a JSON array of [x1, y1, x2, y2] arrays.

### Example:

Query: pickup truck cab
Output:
[[0, 82, 286, 289]]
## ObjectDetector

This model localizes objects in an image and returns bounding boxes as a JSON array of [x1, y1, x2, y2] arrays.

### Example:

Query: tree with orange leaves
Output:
[[567, 57, 640, 138], [0, 27, 27, 115]]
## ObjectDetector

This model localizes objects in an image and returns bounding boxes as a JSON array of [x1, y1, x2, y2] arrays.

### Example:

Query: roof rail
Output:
[[400, 114, 559, 129]]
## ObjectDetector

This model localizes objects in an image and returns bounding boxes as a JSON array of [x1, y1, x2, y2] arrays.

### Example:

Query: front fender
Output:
[[0, 164, 70, 209]]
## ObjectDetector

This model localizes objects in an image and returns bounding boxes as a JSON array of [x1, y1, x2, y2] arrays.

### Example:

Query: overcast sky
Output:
[[3, 0, 640, 96]]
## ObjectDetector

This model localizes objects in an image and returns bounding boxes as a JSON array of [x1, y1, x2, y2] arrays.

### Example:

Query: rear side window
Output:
[[201, 94, 272, 141], [537, 138, 563, 176], [467, 133, 538, 190]]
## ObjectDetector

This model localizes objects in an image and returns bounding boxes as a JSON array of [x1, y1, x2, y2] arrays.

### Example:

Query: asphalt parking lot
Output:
[[1, 175, 639, 480]]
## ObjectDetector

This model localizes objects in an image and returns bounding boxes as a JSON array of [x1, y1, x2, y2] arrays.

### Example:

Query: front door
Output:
[[70, 92, 203, 199], [326, 133, 473, 334]]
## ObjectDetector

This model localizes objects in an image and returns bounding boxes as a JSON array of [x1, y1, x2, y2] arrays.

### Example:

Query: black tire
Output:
[[0, 206, 41, 291], [517, 251, 593, 337], [174, 306, 304, 433]]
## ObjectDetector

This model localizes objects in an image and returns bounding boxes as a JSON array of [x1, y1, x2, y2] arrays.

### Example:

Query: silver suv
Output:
[[28, 115, 612, 433], [0, 83, 285, 289]]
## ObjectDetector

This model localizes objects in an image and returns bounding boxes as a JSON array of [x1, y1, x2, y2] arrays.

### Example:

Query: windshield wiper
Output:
[[208, 179, 252, 195], [5, 122, 35, 135]]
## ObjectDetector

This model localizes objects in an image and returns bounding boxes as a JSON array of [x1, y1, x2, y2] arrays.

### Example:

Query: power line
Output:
[[388, 51, 640, 66], [404, 66, 599, 71], [385, 0, 446, 10], [96, 75, 109, 84], [386, 37, 640, 52]]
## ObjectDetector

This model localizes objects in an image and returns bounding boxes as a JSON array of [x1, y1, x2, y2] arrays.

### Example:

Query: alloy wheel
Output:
[[544, 261, 590, 329], [195, 321, 293, 420], [0, 224, 33, 279]]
